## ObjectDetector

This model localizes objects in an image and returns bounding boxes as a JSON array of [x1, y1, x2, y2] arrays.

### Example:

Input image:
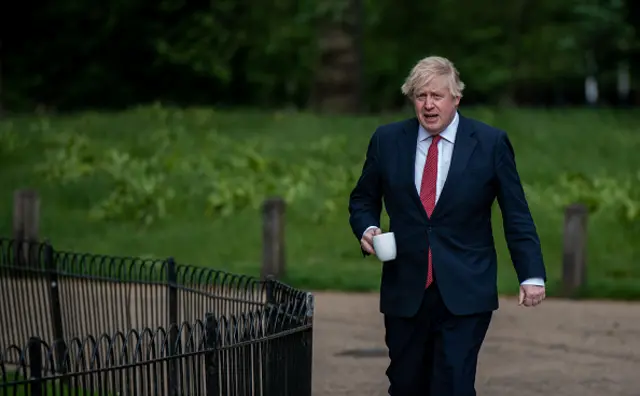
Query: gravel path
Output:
[[311, 292, 640, 396]]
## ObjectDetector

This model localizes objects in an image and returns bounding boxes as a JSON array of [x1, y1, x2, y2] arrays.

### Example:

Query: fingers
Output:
[[364, 228, 381, 243], [360, 239, 375, 254], [518, 288, 525, 306], [524, 296, 543, 306], [520, 287, 546, 307], [361, 227, 381, 255]]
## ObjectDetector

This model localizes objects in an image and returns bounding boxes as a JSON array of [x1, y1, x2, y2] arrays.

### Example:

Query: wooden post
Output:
[[13, 189, 40, 242], [13, 189, 40, 267], [562, 203, 588, 296], [261, 197, 286, 280]]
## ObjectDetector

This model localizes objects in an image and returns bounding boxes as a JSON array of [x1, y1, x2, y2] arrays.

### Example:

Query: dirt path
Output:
[[311, 292, 640, 396]]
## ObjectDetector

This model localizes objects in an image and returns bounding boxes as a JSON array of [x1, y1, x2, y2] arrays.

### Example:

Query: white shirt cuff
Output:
[[362, 225, 379, 238], [520, 277, 545, 286]]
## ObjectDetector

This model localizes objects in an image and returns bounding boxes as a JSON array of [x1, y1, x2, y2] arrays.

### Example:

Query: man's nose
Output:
[[423, 98, 434, 109]]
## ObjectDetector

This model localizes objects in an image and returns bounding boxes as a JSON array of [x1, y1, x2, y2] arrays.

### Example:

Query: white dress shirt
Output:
[[366, 111, 544, 287]]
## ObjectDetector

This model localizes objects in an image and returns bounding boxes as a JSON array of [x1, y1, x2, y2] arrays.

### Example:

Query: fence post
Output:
[[263, 301, 284, 395], [166, 257, 179, 396], [303, 292, 315, 396], [265, 275, 276, 306], [261, 197, 286, 281], [44, 242, 67, 375], [262, 274, 278, 393], [562, 203, 588, 297], [28, 336, 43, 395], [12, 189, 40, 267], [204, 313, 219, 396]]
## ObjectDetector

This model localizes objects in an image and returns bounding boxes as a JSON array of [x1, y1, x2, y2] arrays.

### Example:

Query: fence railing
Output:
[[0, 238, 314, 395]]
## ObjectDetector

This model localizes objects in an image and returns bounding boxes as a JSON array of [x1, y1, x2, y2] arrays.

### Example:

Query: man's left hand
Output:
[[518, 284, 546, 307]]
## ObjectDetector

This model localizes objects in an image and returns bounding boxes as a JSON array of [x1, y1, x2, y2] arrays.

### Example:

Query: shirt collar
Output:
[[418, 111, 459, 144]]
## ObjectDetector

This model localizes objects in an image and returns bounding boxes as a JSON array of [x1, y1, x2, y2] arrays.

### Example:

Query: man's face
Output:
[[412, 76, 460, 135]]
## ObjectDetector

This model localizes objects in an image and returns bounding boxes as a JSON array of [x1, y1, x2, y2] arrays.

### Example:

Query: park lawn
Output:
[[0, 105, 639, 299], [0, 382, 93, 396], [0, 372, 101, 395]]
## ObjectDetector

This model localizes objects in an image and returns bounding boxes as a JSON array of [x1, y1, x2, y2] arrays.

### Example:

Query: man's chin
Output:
[[421, 119, 441, 134]]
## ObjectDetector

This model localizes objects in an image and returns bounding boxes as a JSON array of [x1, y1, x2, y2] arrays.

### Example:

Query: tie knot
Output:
[[432, 135, 441, 144]]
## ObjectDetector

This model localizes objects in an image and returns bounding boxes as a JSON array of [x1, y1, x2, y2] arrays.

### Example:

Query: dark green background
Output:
[[4, 0, 640, 113]]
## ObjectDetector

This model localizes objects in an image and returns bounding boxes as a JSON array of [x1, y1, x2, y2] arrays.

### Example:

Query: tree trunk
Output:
[[0, 40, 4, 118], [309, 0, 363, 114], [627, 0, 640, 106], [499, 0, 532, 107]]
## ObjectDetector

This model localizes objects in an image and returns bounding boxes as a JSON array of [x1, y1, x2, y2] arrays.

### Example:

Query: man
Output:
[[348, 56, 547, 396]]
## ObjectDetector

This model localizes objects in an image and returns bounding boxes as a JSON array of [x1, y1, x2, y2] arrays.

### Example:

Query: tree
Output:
[[309, 0, 364, 113]]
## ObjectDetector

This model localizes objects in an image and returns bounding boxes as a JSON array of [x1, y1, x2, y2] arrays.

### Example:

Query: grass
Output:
[[1, 371, 100, 395], [0, 105, 639, 299]]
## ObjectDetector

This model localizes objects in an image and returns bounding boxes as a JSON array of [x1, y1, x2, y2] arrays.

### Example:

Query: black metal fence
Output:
[[0, 238, 314, 395]]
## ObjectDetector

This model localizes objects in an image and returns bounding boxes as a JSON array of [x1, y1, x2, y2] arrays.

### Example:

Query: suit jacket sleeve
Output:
[[349, 130, 383, 246], [494, 131, 547, 283]]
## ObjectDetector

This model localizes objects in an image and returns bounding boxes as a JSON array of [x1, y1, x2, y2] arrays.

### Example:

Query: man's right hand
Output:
[[360, 227, 382, 255]]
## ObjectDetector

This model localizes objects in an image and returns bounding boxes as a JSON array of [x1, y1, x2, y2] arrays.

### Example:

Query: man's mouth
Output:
[[424, 114, 438, 120]]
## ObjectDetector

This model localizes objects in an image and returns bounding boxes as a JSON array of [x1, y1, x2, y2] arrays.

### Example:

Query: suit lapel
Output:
[[397, 114, 478, 221], [399, 118, 428, 217], [432, 114, 477, 217]]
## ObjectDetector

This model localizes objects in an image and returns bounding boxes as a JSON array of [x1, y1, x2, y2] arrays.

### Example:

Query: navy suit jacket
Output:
[[348, 113, 547, 318]]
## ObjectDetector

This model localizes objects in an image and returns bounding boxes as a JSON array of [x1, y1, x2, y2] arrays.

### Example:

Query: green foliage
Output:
[[527, 172, 640, 225], [32, 110, 362, 227], [36, 132, 176, 226], [37, 132, 97, 183], [2, 107, 640, 299], [153, 0, 321, 105], [0, 123, 28, 156], [90, 149, 176, 225], [6, 0, 640, 111], [201, 134, 359, 221], [573, 0, 636, 52]]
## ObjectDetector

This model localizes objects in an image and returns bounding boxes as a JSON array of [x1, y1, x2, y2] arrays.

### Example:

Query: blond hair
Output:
[[401, 56, 465, 98]]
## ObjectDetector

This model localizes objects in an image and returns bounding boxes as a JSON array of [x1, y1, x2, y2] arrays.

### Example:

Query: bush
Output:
[[525, 172, 640, 226], [33, 115, 362, 226]]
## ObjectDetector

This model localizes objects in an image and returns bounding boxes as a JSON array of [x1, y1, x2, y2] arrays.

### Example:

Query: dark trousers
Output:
[[384, 282, 492, 396]]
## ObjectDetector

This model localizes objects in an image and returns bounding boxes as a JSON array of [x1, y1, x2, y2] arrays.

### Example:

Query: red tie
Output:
[[419, 135, 441, 288]]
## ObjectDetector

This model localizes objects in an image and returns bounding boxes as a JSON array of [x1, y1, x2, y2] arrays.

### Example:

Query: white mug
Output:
[[372, 232, 397, 262]]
